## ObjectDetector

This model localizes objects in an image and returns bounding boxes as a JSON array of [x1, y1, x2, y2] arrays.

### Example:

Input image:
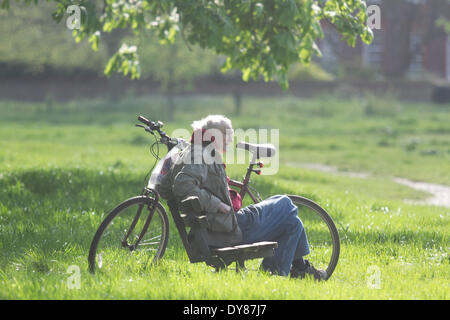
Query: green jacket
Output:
[[169, 144, 243, 247]]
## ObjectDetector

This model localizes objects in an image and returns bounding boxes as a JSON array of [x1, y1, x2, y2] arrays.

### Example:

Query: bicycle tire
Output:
[[88, 196, 169, 274], [288, 195, 340, 280]]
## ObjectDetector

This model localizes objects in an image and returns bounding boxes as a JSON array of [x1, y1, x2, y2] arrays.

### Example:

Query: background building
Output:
[[319, 0, 450, 82]]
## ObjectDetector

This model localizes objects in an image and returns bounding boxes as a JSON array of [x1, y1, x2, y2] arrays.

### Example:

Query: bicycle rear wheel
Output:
[[288, 195, 340, 280], [88, 196, 169, 273]]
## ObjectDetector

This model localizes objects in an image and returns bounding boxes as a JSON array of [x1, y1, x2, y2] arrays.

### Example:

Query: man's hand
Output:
[[218, 202, 232, 214]]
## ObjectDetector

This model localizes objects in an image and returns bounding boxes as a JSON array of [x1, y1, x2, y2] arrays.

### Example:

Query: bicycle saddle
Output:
[[236, 141, 276, 158]]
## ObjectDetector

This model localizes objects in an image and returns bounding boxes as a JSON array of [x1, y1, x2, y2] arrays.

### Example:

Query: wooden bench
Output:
[[168, 196, 278, 272]]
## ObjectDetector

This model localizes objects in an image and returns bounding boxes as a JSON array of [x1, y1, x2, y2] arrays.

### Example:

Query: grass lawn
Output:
[[0, 94, 449, 299]]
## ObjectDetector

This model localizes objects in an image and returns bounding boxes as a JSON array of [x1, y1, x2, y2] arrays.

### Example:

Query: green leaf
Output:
[[88, 32, 100, 51], [1, 0, 10, 9], [242, 68, 251, 82]]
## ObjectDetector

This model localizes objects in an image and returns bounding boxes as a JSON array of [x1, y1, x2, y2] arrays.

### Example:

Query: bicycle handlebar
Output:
[[138, 116, 163, 130], [138, 116, 151, 126], [137, 115, 178, 149]]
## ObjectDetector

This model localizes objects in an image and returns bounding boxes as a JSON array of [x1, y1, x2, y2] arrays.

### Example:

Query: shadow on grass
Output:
[[1, 168, 446, 271], [0, 168, 150, 264]]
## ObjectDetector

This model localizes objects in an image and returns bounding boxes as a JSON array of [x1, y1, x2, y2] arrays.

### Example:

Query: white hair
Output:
[[191, 115, 233, 133]]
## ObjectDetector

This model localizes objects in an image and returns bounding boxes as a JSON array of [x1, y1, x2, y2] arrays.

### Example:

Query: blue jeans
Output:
[[235, 195, 310, 276]]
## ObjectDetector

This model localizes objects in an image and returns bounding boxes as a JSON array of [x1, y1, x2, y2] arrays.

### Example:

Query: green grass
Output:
[[0, 94, 449, 299]]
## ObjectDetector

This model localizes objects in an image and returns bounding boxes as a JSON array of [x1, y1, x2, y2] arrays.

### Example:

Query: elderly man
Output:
[[168, 115, 326, 280]]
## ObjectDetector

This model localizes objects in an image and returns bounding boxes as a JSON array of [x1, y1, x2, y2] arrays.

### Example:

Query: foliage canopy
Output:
[[1, 0, 373, 89]]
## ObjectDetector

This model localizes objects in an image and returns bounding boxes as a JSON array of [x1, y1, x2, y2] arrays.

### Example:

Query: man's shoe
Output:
[[290, 259, 327, 281]]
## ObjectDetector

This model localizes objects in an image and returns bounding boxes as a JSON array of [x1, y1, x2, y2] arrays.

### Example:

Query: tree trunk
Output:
[[167, 83, 175, 122], [233, 90, 242, 116]]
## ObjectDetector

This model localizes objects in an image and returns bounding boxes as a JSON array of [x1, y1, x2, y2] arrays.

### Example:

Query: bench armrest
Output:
[[180, 196, 203, 215], [180, 213, 209, 228]]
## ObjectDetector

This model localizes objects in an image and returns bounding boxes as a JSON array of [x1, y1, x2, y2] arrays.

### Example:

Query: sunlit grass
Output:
[[0, 95, 448, 299]]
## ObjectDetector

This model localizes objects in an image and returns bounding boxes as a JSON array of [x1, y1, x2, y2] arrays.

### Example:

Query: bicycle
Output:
[[88, 116, 340, 280]]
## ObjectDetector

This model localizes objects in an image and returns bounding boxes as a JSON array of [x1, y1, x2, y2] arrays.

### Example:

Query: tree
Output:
[[1, 0, 373, 89]]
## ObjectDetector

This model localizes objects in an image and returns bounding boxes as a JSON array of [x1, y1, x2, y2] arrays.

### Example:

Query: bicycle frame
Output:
[[227, 162, 263, 204], [122, 188, 159, 251]]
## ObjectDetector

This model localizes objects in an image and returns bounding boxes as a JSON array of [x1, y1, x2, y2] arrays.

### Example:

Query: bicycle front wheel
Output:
[[288, 195, 340, 280], [88, 196, 169, 274]]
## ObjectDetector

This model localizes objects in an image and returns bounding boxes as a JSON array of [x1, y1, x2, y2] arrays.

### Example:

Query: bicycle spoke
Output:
[[144, 234, 162, 241], [89, 198, 168, 273], [137, 241, 160, 246], [98, 253, 103, 269], [122, 204, 144, 245]]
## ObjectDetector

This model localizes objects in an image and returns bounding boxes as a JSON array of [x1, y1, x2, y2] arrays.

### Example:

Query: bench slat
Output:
[[213, 241, 277, 252]]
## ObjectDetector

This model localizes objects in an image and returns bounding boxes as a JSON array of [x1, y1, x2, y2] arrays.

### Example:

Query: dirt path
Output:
[[393, 178, 450, 208], [287, 162, 450, 208]]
